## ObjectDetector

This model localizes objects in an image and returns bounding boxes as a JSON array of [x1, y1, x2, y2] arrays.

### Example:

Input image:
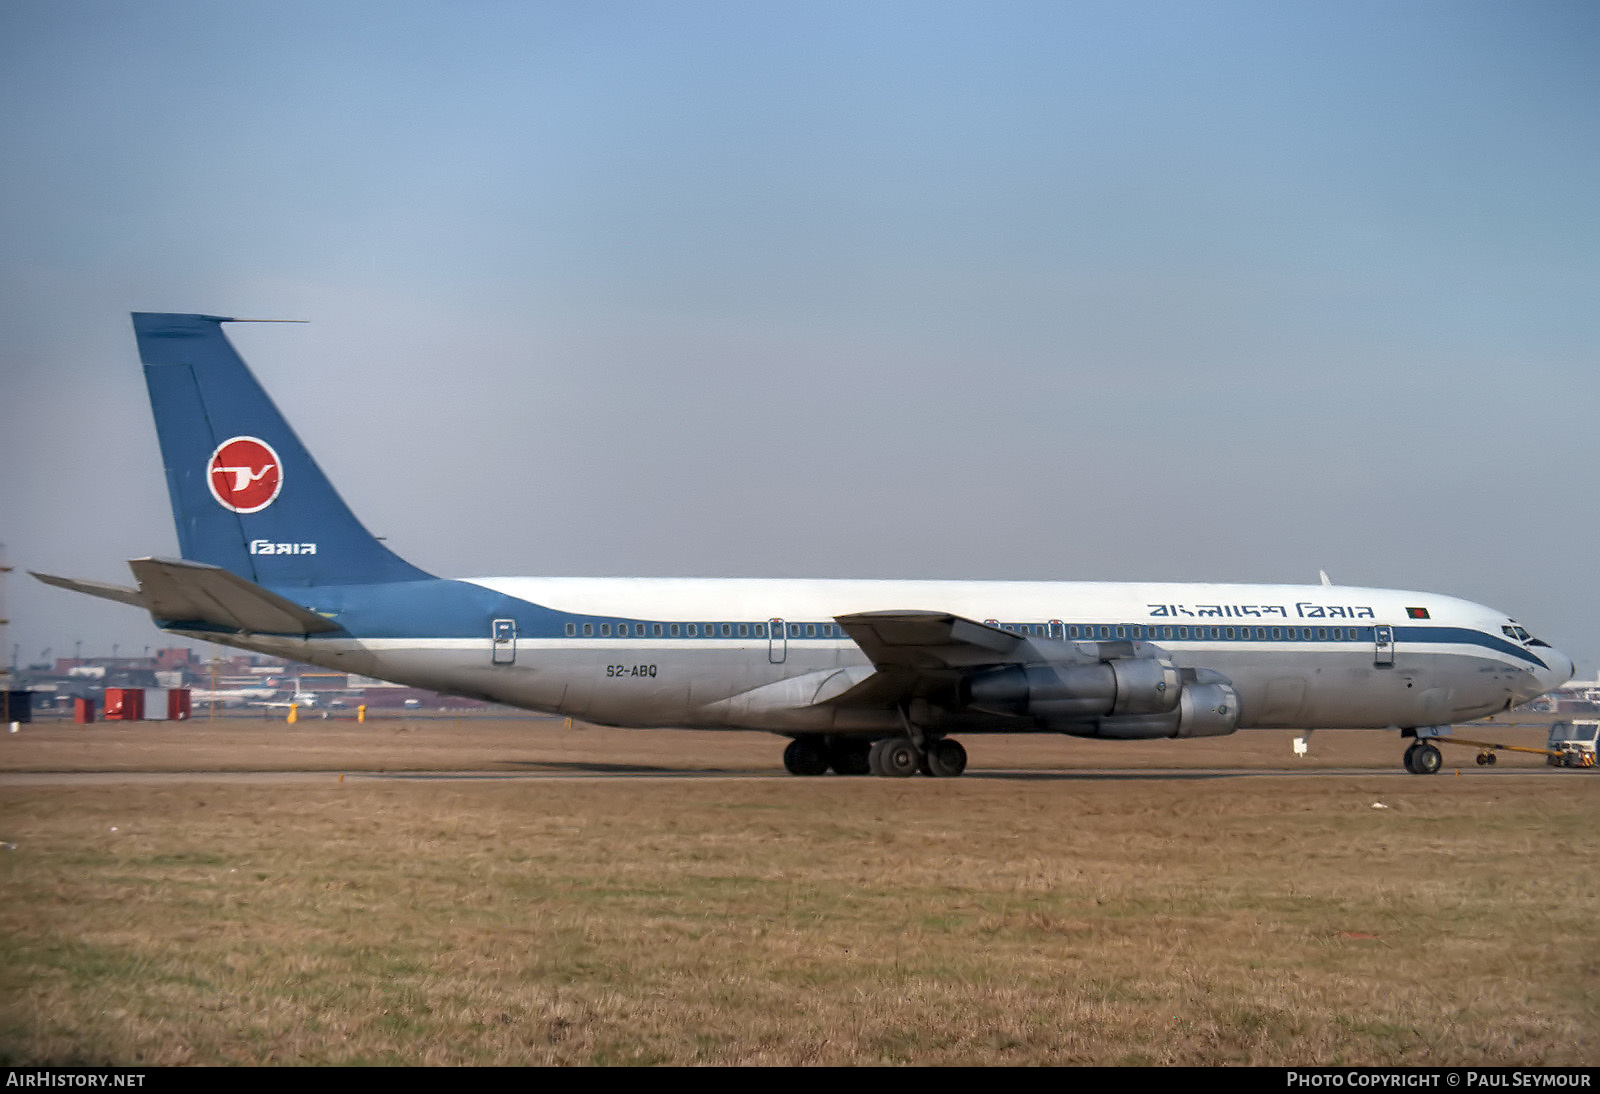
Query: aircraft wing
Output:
[[835, 610, 1025, 669], [825, 610, 1031, 708]]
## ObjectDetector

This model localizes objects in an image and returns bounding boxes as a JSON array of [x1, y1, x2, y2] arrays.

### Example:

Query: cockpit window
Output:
[[1503, 625, 1534, 643]]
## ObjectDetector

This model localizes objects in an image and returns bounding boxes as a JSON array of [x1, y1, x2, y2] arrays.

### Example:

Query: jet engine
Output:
[[963, 657, 1182, 720], [961, 658, 1238, 739], [1090, 681, 1239, 739]]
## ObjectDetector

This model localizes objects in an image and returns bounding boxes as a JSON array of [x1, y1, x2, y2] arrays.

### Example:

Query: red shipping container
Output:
[[74, 697, 96, 724], [167, 689, 191, 721], [102, 688, 144, 721]]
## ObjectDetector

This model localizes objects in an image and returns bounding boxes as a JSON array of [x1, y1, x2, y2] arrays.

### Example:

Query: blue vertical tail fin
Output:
[[134, 313, 432, 588]]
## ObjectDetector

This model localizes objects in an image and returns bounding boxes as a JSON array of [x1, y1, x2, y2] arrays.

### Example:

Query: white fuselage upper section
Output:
[[461, 576, 1494, 633]]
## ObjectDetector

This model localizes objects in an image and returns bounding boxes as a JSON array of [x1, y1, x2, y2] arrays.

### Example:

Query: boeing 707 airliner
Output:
[[33, 314, 1574, 776]]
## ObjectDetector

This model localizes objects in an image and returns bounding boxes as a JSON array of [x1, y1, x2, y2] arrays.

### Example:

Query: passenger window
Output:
[[582, 623, 594, 637], [601, 623, 611, 637], [1224, 627, 1235, 639], [1271, 627, 1282, 640], [754, 623, 766, 637], [721, 624, 732, 637], [652, 623, 663, 637], [565, 623, 575, 637], [1177, 626, 1189, 639], [686, 624, 698, 637], [1099, 626, 1111, 639], [1302, 628, 1313, 639], [670, 623, 680, 637], [1316, 628, 1327, 640], [1209, 627, 1220, 639], [806, 624, 817, 637]]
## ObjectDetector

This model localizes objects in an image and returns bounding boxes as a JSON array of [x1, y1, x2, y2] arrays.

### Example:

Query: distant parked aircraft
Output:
[[186, 684, 276, 708]]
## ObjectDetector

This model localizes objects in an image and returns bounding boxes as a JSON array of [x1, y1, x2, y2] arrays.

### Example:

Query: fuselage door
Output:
[[1373, 624, 1395, 668], [1048, 619, 1064, 641], [492, 618, 517, 666], [769, 618, 787, 664]]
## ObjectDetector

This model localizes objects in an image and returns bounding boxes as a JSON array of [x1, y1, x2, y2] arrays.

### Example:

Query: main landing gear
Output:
[[1402, 740, 1442, 775], [782, 735, 968, 778]]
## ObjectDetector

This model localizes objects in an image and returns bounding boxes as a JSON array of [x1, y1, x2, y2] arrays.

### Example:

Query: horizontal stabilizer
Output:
[[29, 571, 148, 609], [127, 557, 341, 634]]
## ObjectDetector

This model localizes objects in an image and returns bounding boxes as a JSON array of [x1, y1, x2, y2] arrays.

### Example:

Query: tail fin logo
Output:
[[207, 436, 283, 514]]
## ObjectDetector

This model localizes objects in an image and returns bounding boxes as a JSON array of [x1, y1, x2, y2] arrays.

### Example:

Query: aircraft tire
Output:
[[1413, 743, 1443, 775], [1402, 743, 1420, 774], [783, 737, 830, 776], [828, 738, 872, 776], [926, 738, 967, 778], [869, 736, 919, 778]]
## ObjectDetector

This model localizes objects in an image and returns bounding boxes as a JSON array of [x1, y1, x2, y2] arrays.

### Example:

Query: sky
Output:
[[2, 0, 1598, 674]]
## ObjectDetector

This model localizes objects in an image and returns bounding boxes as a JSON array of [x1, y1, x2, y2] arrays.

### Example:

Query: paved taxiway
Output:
[[0, 765, 1582, 787]]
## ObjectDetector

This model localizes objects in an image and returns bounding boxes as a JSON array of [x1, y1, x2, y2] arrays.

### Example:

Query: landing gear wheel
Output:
[[783, 737, 830, 776], [827, 738, 872, 776], [868, 736, 920, 778], [1403, 743, 1420, 774], [1486, 751, 1497, 765], [925, 738, 968, 778], [1412, 742, 1442, 775]]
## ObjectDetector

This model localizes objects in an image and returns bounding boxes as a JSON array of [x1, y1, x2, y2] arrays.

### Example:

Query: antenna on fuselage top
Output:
[[1319, 569, 1333, 586]]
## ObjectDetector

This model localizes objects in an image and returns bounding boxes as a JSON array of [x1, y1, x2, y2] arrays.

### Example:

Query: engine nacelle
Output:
[[1091, 682, 1240, 740], [964, 658, 1181, 722], [1174, 682, 1239, 738], [1107, 657, 1183, 715]]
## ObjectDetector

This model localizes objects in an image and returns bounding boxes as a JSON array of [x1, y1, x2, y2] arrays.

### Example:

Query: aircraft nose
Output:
[[1545, 649, 1575, 689]]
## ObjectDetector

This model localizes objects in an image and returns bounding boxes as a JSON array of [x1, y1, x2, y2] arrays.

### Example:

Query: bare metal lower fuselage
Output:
[[179, 622, 1548, 738]]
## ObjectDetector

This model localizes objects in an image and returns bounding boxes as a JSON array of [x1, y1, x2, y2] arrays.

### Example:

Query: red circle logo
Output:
[[207, 436, 283, 513]]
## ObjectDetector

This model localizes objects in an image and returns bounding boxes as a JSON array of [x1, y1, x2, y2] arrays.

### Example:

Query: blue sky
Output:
[[2, 1, 1598, 672]]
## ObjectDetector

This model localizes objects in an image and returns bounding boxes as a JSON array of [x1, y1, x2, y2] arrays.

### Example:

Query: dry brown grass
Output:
[[0, 720, 1595, 1065]]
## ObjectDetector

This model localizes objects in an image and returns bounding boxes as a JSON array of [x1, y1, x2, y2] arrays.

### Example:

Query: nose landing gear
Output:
[[1402, 741, 1442, 775]]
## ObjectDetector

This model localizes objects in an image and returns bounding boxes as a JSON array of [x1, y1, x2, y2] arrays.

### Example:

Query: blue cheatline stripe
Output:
[[168, 576, 1545, 669]]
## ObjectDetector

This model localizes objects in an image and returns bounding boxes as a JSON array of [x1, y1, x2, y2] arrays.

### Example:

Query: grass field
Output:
[[0, 720, 1595, 1065]]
